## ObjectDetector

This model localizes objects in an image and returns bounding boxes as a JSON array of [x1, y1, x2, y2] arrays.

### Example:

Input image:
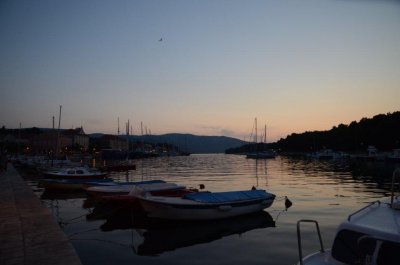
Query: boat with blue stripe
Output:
[[137, 189, 276, 220]]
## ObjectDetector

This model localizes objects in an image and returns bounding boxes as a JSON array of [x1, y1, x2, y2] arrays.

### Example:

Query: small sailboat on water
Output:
[[246, 118, 276, 159]]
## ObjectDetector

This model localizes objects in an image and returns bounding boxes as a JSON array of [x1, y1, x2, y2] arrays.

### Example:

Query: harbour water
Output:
[[25, 154, 399, 265]]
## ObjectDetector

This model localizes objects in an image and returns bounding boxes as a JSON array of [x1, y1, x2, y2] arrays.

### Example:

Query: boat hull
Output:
[[41, 178, 113, 191], [298, 198, 400, 265], [86, 180, 168, 197], [43, 171, 108, 179], [139, 194, 275, 220], [95, 188, 194, 203]]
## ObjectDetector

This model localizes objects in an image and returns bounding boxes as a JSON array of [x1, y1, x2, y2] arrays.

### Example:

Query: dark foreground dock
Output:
[[0, 164, 82, 265]]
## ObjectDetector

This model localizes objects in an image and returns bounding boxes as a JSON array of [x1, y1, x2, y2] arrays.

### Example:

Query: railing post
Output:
[[391, 168, 400, 208], [297, 220, 325, 265]]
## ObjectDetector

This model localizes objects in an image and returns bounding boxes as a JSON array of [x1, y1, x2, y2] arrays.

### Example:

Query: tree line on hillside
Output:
[[269, 112, 400, 152]]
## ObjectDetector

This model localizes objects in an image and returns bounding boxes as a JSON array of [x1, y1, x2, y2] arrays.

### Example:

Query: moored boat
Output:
[[92, 181, 194, 207], [86, 180, 167, 197], [40, 178, 115, 191], [246, 150, 276, 159], [137, 189, 276, 220], [246, 119, 276, 159], [297, 168, 400, 265], [43, 167, 108, 179]]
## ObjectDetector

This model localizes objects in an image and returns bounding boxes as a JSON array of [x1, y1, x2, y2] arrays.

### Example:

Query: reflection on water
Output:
[[91, 209, 275, 256], [24, 154, 400, 265]]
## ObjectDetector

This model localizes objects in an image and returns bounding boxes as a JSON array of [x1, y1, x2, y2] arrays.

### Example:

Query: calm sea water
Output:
[[27, 154, 400, 265]]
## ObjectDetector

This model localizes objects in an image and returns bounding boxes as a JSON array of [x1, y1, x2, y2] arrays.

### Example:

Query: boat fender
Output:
[[285, 196, 293, 209], [218, 205, 232, 212]]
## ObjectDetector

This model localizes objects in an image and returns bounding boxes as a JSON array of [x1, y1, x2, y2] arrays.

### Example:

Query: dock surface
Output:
[[0, 164, 82, 265]]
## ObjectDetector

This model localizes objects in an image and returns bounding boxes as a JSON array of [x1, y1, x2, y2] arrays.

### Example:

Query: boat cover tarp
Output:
[[183, 190, 275, 203]]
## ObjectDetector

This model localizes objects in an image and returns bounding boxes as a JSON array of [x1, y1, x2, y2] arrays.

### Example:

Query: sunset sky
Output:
[[1, 0, 399, 142]]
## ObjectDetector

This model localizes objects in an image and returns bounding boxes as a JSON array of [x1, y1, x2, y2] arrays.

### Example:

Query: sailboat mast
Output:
[[264, 124, 267, 144], [51, 116, 55, 165], [117, 117, 120, 135], [56, 105, 62, 156], [255, 118, 257, 143], [18, 122, 21, 156], [126, 120, 130, 158]]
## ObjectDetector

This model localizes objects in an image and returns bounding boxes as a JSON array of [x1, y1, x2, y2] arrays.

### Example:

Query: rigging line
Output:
[[68, 228, 102, 239], [274, 195, 289, 201], [61, 212, 89, 224], [69, 238, 132, 248], [64, 219, 88, 225]]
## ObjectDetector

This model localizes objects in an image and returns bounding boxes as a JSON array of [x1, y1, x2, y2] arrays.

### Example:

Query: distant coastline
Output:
[[226, 111, 400, 154], [270, 111, 400, 153], [1, 111, 399, 155]]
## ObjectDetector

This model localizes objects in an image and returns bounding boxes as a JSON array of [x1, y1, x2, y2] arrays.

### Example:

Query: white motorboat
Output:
[[86, 180, 169, 196], [297, 168, 400, 265], [40, 178, 114, 190], [137, 189, 276, 220], [43, 166, 108, 179]]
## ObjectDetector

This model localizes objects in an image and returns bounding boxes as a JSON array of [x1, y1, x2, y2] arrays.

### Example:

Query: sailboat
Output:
[[246, 118, 276, 159], [100, 119, 136, 172]]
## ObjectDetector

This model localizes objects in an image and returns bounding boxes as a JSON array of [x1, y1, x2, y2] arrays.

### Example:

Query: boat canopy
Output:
[[183, 190, 274, 203]]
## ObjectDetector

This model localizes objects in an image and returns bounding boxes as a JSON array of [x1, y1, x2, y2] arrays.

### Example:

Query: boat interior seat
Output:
[[375, 241, 400, 265], [356, 235, 400, 265], [331, 229, 364, 264], [357, 236, 378, 265]]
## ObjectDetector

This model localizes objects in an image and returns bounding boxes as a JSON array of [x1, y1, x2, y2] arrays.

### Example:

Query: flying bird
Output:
[[158, 38, 163, 42]]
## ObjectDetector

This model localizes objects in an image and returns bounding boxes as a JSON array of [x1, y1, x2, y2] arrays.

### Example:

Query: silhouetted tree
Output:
[[270, 112, 400, 152]]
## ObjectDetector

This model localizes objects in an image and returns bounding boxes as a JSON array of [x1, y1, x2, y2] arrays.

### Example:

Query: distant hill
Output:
[[270, 111, 400, 152], [0, 127, 245, 154], [89, 133, 246, 154]]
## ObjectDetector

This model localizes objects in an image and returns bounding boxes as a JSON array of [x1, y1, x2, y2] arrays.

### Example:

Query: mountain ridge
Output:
[[90, 133, 246, 154]]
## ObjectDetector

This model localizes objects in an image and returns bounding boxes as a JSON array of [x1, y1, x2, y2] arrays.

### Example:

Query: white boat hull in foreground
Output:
[[138, 189, 276, 220], [297, 168, 400, 265]]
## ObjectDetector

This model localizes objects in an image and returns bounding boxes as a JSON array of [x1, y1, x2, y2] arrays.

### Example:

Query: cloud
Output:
[[197, 125, 244, 139]]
